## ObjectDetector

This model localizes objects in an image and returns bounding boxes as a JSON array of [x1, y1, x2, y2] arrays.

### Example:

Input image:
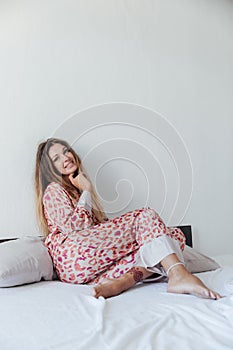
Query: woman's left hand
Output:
[[69, 172, 92, 192]]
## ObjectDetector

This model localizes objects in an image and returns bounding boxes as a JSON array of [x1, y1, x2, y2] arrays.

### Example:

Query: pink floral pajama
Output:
[[43, 182, 186, 285]]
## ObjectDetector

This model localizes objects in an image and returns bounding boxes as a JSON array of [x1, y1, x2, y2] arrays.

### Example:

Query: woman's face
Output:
[[48, 143, 78, 176]]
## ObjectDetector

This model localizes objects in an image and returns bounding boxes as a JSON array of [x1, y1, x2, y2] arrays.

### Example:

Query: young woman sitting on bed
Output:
[[35, 138, 221, 300]]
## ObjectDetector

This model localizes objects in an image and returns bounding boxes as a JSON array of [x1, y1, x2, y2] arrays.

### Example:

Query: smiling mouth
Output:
[[64, 161, 73, 169]]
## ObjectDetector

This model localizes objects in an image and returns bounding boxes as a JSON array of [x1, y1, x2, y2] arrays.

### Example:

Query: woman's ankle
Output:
[[167, 264, 188, 279], [128, 266, 153, 283]]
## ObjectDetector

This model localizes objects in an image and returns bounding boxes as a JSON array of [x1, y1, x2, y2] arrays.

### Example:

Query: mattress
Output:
[[0, 256, 232, 350]]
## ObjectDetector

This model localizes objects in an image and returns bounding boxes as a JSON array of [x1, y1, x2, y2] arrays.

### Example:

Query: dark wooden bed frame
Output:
[[177, 225, 192, 247], [0, 225, 193, 247]]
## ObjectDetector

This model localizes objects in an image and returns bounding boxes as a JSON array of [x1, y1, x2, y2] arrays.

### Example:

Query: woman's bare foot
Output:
[[93, 266, 153, 298], [93, 275, 135, 299], [167, 265, 222, 300]]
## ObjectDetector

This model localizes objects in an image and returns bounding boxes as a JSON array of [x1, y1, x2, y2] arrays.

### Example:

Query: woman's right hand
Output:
[[69, 172, 92, 192]]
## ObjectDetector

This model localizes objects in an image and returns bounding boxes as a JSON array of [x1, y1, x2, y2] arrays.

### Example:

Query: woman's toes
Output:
[[201, 288, 222, 300], [210, 291, 222, 300], [93, 286, 101, 298], [93, 286, 97, 298]]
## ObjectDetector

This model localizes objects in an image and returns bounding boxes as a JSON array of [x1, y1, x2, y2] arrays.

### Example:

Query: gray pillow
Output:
[[0, 236, 54, 287], [183, 245, 220, 273]]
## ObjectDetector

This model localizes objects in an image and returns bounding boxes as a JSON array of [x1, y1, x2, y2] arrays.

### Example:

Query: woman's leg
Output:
[[93, 253, 222, 299], [93, 265, 153, 298], [92, 208, 186, 285]]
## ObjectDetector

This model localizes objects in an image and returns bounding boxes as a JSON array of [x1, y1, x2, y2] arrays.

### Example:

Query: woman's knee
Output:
[[140, 207, 160, 219]]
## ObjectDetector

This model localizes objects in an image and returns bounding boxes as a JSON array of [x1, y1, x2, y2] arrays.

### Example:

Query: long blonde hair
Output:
[[35, 138, 107, 237]]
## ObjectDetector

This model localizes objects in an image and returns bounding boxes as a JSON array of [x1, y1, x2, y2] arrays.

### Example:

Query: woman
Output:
[[35, 137, 221, 299]]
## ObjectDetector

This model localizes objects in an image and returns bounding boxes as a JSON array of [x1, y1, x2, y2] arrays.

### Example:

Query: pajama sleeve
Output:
[[77, 190, 92, 215], [43, 182, 95, 234]]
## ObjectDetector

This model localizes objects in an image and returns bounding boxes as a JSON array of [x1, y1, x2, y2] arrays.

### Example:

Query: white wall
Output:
[[0, 0, 232, 255]]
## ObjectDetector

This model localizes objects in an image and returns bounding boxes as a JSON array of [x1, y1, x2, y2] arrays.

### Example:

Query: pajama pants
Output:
[[46, 207, 186, 285]]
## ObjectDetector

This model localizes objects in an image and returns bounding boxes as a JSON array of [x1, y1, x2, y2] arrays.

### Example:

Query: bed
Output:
[[0, 227, 233, 350]]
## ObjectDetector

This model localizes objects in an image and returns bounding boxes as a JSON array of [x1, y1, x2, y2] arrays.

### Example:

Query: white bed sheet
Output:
[[0, 258, 233, 350]]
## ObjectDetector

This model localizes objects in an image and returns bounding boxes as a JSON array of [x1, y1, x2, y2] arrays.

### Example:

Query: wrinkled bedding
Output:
[[0, 256, 232, 350]]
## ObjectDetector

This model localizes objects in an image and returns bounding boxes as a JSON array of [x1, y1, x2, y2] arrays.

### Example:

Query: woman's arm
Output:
[[43, 182, 95, 234]]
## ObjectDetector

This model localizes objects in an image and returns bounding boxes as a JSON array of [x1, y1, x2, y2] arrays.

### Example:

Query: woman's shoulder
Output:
[[43, 182, 68, 201], [44, 181, 63, 192]]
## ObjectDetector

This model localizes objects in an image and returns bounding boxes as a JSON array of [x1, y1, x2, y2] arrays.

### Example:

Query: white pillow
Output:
[[211, 254, 233, 268], [0, 236, 54, 287], [183, 245, 220, 273]]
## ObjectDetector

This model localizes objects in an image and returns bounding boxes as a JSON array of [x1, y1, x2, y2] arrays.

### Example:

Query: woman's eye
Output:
[[53, 157, 58, 162]]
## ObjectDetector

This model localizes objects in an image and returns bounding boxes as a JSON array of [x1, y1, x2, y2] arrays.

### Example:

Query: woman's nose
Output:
[[62, 154, 69, 162]]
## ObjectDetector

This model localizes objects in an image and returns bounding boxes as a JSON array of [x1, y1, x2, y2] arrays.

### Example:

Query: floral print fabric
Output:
[[43, 182, 186, 285]]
